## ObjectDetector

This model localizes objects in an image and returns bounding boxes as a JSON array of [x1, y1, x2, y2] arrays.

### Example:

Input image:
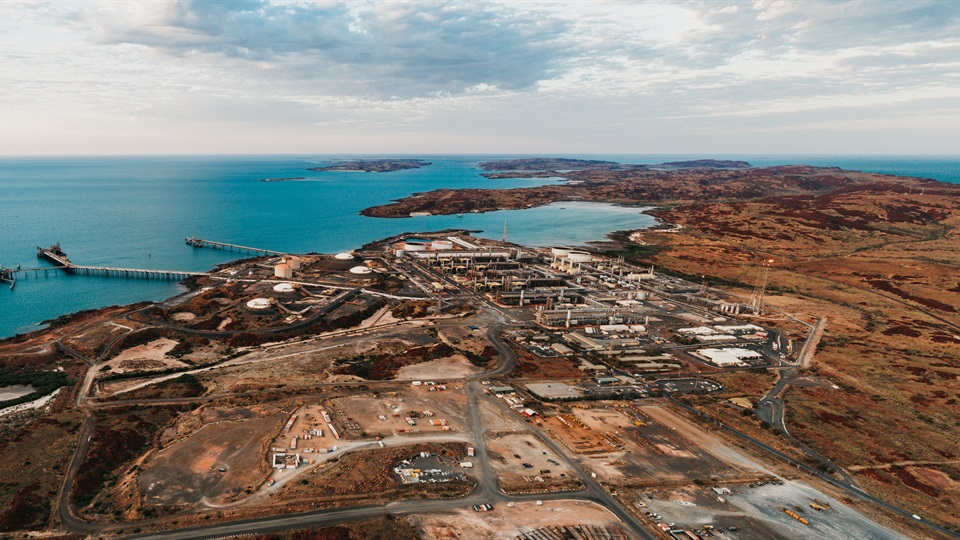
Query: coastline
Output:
[[3, 156, 958, 340]]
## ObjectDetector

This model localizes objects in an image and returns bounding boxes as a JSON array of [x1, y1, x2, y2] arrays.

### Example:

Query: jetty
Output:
[[185, 237, 285, 256], [19, 243, 210, 282], [66, 265, 208, 279], [37, 243, 71, 267]]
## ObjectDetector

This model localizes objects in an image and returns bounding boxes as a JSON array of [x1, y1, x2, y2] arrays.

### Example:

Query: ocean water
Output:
[[1, 155, 956, 338]]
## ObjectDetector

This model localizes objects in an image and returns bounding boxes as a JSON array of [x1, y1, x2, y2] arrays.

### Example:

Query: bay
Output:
[[1, 154, 956, 339]]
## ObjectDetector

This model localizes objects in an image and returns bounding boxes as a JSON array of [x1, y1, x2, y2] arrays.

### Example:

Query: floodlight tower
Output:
[[749, 259, 775, 315]]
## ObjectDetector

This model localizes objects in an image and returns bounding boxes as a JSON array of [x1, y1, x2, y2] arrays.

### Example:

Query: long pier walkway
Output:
[[68, 265, 208, 279], [1, 244, 211, 285], [185, 236, 285, 256]]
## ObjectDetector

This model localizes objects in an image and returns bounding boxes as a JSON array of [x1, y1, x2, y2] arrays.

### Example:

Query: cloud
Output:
[[2, 0, 959, 154], [82, 0, 572, 98]]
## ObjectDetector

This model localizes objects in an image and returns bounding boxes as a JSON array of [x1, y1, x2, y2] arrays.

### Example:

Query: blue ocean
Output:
[[1, 155, 958, 338]]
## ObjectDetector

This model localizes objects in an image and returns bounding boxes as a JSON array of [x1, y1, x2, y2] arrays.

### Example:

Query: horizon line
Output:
[[1, 152, 959, 158]]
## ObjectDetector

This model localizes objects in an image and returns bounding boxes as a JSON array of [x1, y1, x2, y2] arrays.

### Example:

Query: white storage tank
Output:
[[431, 240, 454, 250], [274, 263, 293, 279], [246, 298, 272, 310], [551, 247, 571, 258], [334, 252, 355, 260], [403, 242, 427, 251], [350, 266, 372, 275], [273, 282, 295, 293], [567, 251, 591, 263], [284, 256, 301, 270]]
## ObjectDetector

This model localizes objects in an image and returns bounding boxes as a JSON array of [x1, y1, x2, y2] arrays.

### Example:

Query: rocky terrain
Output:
[[361, 164, 928, 217], [614, 178, 960, 529]]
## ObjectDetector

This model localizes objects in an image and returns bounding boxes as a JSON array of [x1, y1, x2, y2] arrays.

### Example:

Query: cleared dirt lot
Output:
[[639, 404, 771, 476], [551, 402, 764, 487], [104, 338, 188, 374], [328, 385, 469, 439], [395, 354, 481, 380], [486, 431, 581, 493], [638, 480, 910, 540], [414, 499, 631, 540], [139, 406, 285, 506], [542, 410, 620, 455]]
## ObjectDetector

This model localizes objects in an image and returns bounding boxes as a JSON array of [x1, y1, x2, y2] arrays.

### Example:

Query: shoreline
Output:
[[4, 159, 955, 340], [3, 215, 660, 341]]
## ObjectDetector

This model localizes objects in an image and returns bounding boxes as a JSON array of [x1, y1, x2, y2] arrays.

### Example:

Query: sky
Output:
[[1, 0, 959, 155]]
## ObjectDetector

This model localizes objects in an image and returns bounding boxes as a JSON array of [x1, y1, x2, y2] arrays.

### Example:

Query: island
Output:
[[653, 159, 753, 170], [307, 158, 431, 173], [2, 160, 959, 540]]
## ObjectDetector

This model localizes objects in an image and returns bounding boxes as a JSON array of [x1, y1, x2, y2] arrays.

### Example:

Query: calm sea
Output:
[[1, 155, 957, 338]]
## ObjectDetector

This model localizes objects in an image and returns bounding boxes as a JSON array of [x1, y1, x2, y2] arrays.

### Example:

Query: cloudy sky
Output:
[[2, 0, 958, 155]]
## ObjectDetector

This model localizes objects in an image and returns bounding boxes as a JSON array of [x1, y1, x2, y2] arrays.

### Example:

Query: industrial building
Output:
[[694, 347, 763, 367]]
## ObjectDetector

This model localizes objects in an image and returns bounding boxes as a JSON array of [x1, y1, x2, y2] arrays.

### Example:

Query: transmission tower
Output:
[[749, 259, 774, 314]]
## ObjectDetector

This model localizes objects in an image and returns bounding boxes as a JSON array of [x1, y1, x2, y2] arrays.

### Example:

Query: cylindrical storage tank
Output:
[[285, 256, 301, 270], [335, 252, 355, 260], [431, 240, 454, 250], [274, 263, 293, 279], [350, 266, 372, 275], [551, 247, 571, 258], [403, 242, 427, 251], [246, 298, 272, 310], [567, 251, 591, 263]]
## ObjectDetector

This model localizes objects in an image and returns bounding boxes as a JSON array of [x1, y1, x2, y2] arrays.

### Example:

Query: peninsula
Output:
[[308, 158, 431, 173], [361, 161, 921, 218]]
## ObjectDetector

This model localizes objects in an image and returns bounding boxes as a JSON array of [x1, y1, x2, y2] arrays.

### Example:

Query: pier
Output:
[[186, 237, 285, 256], [5, 244, 212, 284], [37, 243, 72, 267], [68, 265, 208, 279]]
